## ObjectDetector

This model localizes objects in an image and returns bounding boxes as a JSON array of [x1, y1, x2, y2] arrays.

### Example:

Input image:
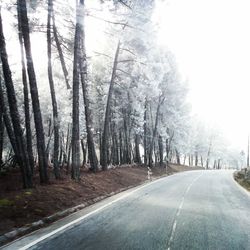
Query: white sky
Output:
[[154, 0, 250, 150]]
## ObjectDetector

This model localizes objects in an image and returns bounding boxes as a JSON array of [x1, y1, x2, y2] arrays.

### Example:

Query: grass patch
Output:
[[234, 171, 250, 192], [0, 198, 14, 207], [24, 191, 32, 196]]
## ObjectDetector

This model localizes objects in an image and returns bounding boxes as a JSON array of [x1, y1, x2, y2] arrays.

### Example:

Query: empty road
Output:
[[3, 170, 250, 250]]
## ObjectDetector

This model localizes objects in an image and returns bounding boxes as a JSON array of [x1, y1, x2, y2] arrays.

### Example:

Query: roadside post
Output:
[[147, 167, 152, 181]]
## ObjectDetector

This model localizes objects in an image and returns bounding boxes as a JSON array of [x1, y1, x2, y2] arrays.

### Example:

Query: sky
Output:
[[153, 0, 250, 150]]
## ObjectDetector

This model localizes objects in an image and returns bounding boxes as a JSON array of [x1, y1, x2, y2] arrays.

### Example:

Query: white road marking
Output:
[[167, 172, 203, 250], [16, 175, 169, 250]]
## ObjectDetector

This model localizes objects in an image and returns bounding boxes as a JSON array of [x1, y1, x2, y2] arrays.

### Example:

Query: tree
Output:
[[52, 8, 71, 90], [0, 79, 18, 160], [0, 92, 4, 166], [71, 0, 82, 180], [17, 3, 34, 174], [47, 0, 60, 178], [78, 0, 99, 172], [17, 0, 49, 183], [0, 10, 32, 188], [100, 41, 120, 170]]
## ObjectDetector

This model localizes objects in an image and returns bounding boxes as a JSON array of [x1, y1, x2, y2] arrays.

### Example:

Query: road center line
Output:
[[167, 172, 203, 250]]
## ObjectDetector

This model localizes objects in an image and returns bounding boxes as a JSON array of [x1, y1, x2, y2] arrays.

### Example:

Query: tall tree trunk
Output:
[[200, 156, 203, 168], [111, 122, 119, 165], [143, 98, 148, 165], [78, 1, 99, 172], [183, 154, 186, 165], [17, 14, 34, 174], [0, 82, 18, 158], [52, 15, 70, 89], [206, 140, 212, 169], [18, 0, 49, 183], [149, 95, 165, 168], [217, 159, 221, 169], [123, 110, 131, 164], [158, 135, 163, 166], [175, 148, 180, 165], [0, 111, 3, 166], [119, 130, 123, 164], [134, 134, 141, 164], [81, 139, 87, 166], [166, 129, 174, 166], [66, 142, 72, 175], [0, 13, 32, 188], [195, 149, 198, 166], [213, 160, 217, 169], [166, 138, 170, 166], [0, 87, 4, 166], [71, 2, 81, 180], [100, 41, 120, 170], [47, 0, 60, 179]]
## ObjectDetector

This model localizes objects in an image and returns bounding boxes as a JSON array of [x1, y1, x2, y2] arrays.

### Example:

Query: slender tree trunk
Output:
[[0, 112, 3, 166], [65, 123, 71, 157], [217, 159, 221, 169], [149, 95, 165, 168], [123, 111, 131, 164], [201, 156, 203, 168], [111, 122, 119, 165], [158, 135, 163, 166], [45, 127, 54, 155], [0, 87, 4, 166], [47, 0, 60, 179], [0, 13, 32, 188], [143, 98, 148, 165], [78, 1, 98, 172], [166, 138, 170, 166], [0, 82, 18, 157], [183, 154, 186, 165], [18, 0, 49, 183], [213, 160, 217, 169], [17, 14, 34, 174], [71, 2, 81, 180], [206, 140, 212, 169], [100, 41, 120, 170], [175, 148, 180, 165], [134, 134, 141, 164], [195, 150, 198, 166], [119, 130, 123, 164], [58, 139, 63, 166], [81, 139, 87, 166], [66, 142, 72, 175], [52, 15, 70, 89]]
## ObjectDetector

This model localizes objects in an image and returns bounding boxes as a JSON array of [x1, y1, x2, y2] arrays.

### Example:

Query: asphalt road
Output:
[[3, 170, 250, 250]]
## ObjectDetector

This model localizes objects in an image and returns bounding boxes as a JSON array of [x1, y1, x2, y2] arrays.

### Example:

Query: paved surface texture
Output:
[[3, 170, 250, 250]]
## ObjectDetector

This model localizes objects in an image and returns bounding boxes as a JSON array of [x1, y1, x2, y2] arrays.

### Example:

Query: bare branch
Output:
[[117, 0, 132, 9], [93, 51, 113, 59], [116, 68, 131, 76], [120, 47, 136, 56]]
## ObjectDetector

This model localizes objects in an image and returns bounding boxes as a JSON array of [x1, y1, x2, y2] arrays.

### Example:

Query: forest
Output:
[[0, 0, 243, 189]]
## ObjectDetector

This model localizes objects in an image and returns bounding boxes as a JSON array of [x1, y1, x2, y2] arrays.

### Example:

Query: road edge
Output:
[[0, 171, 177, 248]]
